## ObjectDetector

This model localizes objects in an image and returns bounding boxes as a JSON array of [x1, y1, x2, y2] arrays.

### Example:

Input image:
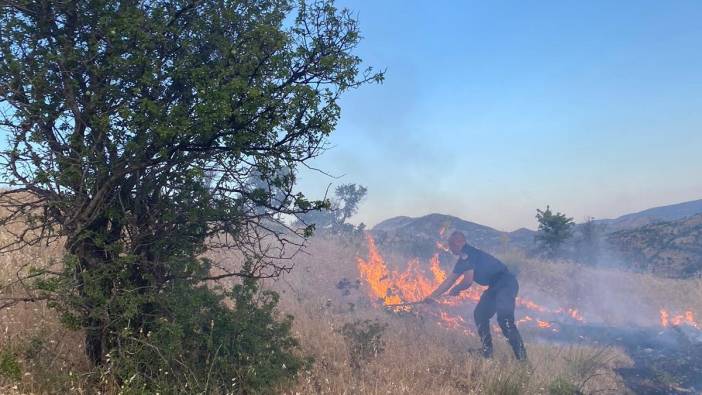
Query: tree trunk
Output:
[[68, 232, 112, 366], [85, 317, 106, 366]]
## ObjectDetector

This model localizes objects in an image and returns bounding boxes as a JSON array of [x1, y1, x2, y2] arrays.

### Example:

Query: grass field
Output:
[[1, 232, 701, 394]]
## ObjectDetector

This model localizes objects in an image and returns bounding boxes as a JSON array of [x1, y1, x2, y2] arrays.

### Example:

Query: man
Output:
[[425, 230, 527, 360]]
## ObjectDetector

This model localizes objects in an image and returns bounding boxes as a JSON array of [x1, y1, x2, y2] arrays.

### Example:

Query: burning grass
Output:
[[271, 236, 631, 394], [2, 230, 702, 393], [501, 250, 702, 329], [270, 234, 702, 394]]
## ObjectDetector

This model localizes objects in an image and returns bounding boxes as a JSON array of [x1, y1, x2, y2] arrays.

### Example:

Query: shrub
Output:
[[35, 257, 306, 394], [110, 275, 306, 394]]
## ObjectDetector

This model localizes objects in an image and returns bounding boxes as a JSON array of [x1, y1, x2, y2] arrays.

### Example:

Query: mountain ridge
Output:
[[374, 198, 702, 235], [371, 198, 702, 277]]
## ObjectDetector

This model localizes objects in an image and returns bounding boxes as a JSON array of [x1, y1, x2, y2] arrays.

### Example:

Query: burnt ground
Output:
[[541, 323, 702, 394]]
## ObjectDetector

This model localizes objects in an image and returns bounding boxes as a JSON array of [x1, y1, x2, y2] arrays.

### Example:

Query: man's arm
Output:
[[448, 270, 474, 295], [425, 271, 461, 301]]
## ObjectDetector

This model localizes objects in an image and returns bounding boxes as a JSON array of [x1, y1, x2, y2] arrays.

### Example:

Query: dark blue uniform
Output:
[[453, 244, 527, 360]]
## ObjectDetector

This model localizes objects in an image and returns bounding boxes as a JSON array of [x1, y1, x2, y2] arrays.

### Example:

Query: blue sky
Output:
[[297, 0, 702, 230]]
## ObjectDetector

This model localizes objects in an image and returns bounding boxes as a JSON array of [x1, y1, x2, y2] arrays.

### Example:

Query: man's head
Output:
[[448, 231, 466, 255]]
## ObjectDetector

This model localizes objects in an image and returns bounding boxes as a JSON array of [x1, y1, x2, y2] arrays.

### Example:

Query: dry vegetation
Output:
[[0, 227, 90, 394], [269, 237, 634, 394], [501, 251, 702, 327], [2, 233, 701, 394]]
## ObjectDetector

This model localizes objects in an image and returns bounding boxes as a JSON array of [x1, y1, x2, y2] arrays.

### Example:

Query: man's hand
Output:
[[422, 271, 461, 305], [448, 270, 474, 296]]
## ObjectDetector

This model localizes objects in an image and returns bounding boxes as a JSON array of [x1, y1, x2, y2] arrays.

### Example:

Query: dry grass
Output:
[[0, 235, 90, 394], [268, 237, 632, 394], [500, 251, 702, 326], [276, 300, 629, 394], [3, 233, 702, 393]]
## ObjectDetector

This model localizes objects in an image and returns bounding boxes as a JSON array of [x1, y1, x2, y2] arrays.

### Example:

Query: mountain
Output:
[[607, 214, 702, 278], [372, 216, 415, 232], [372, 213, 532, 259], [593, 199, 702, 232], [371, 198, 702, 277]]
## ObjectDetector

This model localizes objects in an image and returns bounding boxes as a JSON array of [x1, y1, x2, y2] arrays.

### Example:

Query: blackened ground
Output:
[[540, 323, 702, 394]]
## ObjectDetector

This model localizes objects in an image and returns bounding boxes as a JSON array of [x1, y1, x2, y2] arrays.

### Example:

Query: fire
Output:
[[568, 309, 584, 321], [537, 320, 552, 329], [517, 298, 548, 313], [356, 234, 586, 331], [435, 241, 449, 252], [356, 235, 443, 306], [439, 311, 465, 328], [438, 311, 475, 335], [430, 255, 446, 284], [660, 309, 669, 327], [357, 234, 700, 336], [554, 307, 585, 322], [660, 309, 699, 329]]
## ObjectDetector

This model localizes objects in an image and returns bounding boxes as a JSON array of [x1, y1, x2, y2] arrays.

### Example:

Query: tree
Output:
[[298, 183, 367, 234], [0, 0, 381, 388], [535, 205, 575, 258]]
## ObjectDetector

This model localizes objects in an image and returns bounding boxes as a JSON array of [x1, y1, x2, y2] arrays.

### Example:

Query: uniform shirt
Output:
[[452, 244, 509, 286]]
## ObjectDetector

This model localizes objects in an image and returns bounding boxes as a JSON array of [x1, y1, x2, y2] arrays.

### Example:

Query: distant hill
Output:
[[607, 214, 702, 278], [371, 198, 702, 277], [593, 199, 702, 232], [372, 213, 533, 259]]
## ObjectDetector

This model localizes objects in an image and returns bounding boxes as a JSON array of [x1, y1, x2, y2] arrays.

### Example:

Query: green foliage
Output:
[[1, 2, 380, 393], [339, 319, 387, 370], [0, 348, 21, 381], [536, 205, 575, 258], [38, 258, 305, 393]]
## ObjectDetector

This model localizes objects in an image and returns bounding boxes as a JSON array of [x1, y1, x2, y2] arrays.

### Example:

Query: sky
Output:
[[297, 0, 702, 231]]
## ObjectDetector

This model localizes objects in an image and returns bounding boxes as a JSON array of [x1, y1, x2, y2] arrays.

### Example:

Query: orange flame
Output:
[[356, 235, 443, 306], [439, 311, 465, 328], [430, 255, 446, 284], [537, 320, 552, 329], [660, 309, 699, 329], [435, 241, 449, 252], [356, 234, 588, 331], [553, 307, 585, 322], [660, 309, 669, 327], [358, 234, 701, 334]]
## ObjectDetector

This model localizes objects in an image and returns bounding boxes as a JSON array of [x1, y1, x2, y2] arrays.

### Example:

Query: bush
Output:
[[113, 276, 306, 393], [339, 319, 387, 370], [37, 257, 306, 394]]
